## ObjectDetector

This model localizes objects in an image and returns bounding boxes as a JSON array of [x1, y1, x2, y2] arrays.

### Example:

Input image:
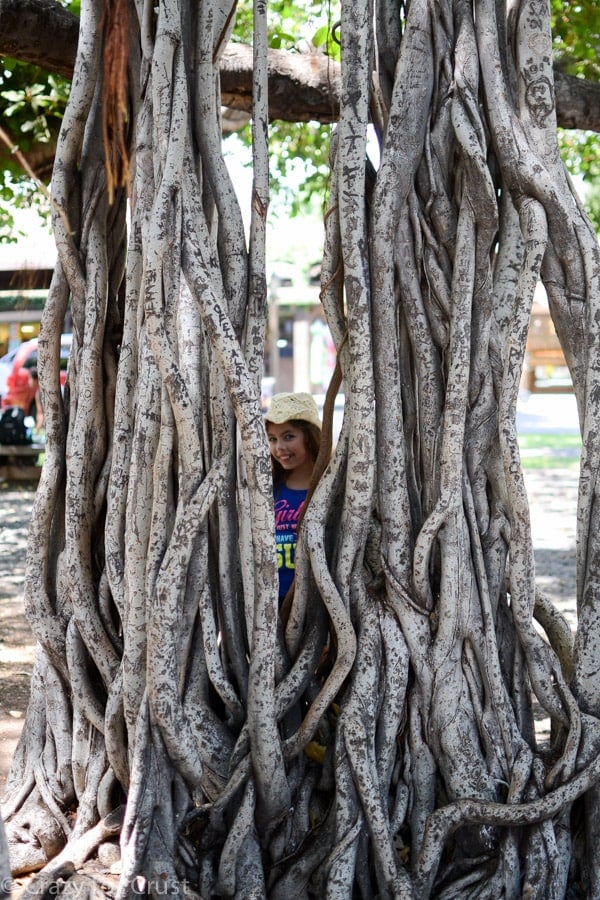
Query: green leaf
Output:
[[0, 90, 25, 103], [311, 25, 330, 48]]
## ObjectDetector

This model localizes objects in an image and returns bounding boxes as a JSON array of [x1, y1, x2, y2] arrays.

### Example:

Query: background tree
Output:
[[550, 0, 600, 203], [0, 0, 598, 235], [1, 1, 600, 899]]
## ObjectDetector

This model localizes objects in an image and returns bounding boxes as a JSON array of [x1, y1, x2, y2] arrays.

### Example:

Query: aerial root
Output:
[[8, 805, 124, 881], [414, 746, 600, 896], [533, 587, 574, 680], [7, 794, 69, 877]]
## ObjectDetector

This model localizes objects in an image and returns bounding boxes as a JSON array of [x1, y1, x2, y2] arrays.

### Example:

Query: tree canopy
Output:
[[0, 0, 599, 234]]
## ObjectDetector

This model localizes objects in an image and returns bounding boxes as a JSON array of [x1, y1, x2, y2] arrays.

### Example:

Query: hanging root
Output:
[[5, 0, 600, 895]]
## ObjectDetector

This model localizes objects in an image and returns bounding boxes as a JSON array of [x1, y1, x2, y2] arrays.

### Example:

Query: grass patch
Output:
[[518, 432, 581, 469]]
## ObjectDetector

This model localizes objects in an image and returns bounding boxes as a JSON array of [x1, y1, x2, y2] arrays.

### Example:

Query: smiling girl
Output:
[[265, 392, 322, 602]]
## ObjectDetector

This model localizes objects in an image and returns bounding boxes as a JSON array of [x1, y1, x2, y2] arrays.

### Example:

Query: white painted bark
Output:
[[3, 0, 600, 896]]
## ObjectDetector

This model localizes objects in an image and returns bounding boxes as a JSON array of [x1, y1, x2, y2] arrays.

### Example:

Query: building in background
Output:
[[266, 262, 336, 397], [0, 214, 56, 355]]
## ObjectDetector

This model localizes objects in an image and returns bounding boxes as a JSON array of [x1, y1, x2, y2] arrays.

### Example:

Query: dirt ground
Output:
[[523, 466, 579, 631], [0, 482, 37, 794]]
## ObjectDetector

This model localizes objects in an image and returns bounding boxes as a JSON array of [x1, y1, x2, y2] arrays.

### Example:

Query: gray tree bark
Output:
[[2, 0, 600, 897]]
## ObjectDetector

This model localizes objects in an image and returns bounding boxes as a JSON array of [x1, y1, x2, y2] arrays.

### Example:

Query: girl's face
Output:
[[266, 421, 313, 480]]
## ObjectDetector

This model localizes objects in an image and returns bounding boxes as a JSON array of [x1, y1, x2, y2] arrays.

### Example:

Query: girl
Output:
[[265, 392, 321, 602]]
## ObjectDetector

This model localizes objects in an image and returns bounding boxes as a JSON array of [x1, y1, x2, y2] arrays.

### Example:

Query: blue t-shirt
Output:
[[274, 482, 307, 599]]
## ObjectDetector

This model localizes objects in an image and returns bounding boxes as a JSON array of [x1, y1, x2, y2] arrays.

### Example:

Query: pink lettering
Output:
[[274, 498, 305, 528]]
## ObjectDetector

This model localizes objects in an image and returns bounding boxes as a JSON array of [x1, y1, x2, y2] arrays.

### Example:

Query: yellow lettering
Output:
[[283, 543, 295, 569]]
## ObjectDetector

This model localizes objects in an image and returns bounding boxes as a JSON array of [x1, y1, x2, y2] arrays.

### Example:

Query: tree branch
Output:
[[554, 71, 600, 133], [0, 0, 598, 133], [220, 43, 341, 123], [0, 0, 78, 79]]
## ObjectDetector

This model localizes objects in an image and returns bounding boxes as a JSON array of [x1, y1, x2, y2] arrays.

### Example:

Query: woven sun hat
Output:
[[264, 392, 321, 429]]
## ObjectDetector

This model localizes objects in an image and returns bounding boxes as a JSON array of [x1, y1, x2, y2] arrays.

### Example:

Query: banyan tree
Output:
[[2, 0, 600, 896]]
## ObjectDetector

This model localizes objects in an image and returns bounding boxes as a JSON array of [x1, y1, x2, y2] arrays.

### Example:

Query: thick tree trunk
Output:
[[3, 0, 600, 897]]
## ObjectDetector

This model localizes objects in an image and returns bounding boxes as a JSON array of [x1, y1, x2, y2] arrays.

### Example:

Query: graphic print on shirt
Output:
[[274, 485, 307, 599]]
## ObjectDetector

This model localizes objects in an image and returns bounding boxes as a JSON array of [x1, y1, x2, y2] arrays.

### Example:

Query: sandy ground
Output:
[[0, 483, 36, 794], [525, 466, 578, 628]]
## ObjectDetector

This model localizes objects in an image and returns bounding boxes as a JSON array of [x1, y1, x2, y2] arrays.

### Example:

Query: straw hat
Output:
[[264, 392, 321, 429]]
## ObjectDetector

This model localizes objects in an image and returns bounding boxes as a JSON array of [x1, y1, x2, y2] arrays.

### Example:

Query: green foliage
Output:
[[0, 59, 66, 240], [0, 0, 78, 155], [551, 0, 600, 80], [311, 21, 341, 61], [228, 1, 340, 214], [233, 0, 340, 57], [583, 181, 600, 235], [0, 171, 50, 242], [559, 130, 600, 182], [233, 114, 334, 216], [1, 62, 69, 148], [267, 121, 333, 216], [551, 0, 600, 188], [557, 130, 600, 197], [0, 0, 77, 240]]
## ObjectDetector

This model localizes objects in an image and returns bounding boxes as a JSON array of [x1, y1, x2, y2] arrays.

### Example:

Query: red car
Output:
[[1, 334, 72, 415]]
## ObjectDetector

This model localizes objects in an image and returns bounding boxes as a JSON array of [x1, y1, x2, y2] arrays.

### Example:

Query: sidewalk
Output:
[[516, 391, 580, 435], [317, 391, 581, 441]]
